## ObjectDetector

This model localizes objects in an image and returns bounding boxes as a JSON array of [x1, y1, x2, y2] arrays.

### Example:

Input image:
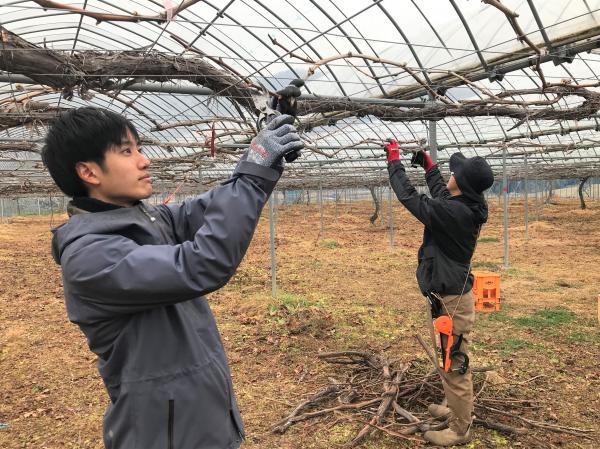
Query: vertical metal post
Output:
[[334, 189, 338, 222], [198, 166, 203, 193], [49, 195, 54, 225], [536, 181, 541, 221], [502, 146, 509, 268], [388, 182, 394, 247], [269, 192, 277, 299], [428, 93, 438, 164], [37, 198, 41, 215], [348, 188, 352, 213], [378, 172, 385, 227], [16, 198, 21, 216], [524, 154, 529, 240], [319, 164, 324, 239]]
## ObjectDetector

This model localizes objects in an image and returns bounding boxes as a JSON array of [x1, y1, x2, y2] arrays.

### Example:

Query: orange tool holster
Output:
[[434, 315, 469, 374]]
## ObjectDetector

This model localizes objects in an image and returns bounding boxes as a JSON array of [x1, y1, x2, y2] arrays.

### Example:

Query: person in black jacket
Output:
[[385, 139, 494, 446]]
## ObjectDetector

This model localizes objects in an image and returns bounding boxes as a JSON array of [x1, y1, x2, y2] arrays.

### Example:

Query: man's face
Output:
[[78, 129, 152, 206]]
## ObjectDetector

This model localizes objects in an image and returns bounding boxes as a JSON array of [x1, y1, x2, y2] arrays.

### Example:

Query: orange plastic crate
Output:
[[472, 270, 501, 312]]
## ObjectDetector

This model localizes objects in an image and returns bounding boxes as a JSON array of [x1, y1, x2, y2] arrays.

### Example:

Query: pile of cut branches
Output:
[[271, 337, 594, 447]]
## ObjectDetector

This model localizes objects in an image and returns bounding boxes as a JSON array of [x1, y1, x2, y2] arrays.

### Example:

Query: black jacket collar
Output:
[[71, 196, 125, 213]]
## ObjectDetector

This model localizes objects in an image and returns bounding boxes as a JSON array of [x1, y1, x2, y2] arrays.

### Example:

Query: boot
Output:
[[428, 403, 451, 420], [423, 428, 471, 446]]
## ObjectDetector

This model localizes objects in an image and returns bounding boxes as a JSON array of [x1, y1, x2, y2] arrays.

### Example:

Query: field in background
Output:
[[1, 198, 599, 448]]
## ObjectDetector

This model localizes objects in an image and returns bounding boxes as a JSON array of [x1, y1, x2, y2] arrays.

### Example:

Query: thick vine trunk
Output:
[[579, 176, 590, 210], [0, 26, 256, 111], [368, 185, 380, 225], [545, 181, 554, 205]]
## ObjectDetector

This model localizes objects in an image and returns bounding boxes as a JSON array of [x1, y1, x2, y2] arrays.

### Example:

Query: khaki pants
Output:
[[435, 290, 476, 435]]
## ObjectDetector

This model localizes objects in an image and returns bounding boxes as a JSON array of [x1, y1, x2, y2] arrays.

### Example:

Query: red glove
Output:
[[410, 149, 434, 172], [385, 139, 400, 162]]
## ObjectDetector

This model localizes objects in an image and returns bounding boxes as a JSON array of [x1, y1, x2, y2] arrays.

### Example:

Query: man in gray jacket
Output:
[[43, 105, 303, 449]]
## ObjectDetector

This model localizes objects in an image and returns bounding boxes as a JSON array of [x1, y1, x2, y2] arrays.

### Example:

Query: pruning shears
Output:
[[253, 83, 279, 131]]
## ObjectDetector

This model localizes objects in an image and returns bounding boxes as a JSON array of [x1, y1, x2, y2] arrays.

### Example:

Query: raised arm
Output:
[[61, 115, 304, 315], [386, 140, 448, 228], [62, 168, 275, 314]]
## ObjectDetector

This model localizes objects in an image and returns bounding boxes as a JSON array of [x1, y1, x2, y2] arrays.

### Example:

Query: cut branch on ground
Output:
[[272, 347, 595, 446]]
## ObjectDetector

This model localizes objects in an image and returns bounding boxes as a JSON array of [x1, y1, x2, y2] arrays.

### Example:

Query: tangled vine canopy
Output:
[[2, 0, 600, 194]]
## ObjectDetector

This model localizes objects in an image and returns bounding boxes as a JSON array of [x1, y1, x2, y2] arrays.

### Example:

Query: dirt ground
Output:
[[1, 197, 599, 448]]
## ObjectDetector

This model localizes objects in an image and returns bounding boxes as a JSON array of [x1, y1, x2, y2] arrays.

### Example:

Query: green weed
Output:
[[268, 292, 323, 315], [472, 261, 500, 271], [495, 337, 537, 352], [502, 267, 526, 277], [566, 331, 600, 344], [513, 308, 576, 328], [486, 311, 513, 323], [321, 239, 341, 249]]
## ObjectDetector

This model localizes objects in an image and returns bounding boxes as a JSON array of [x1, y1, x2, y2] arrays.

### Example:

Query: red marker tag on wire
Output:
[[210, 124, 215, 158]]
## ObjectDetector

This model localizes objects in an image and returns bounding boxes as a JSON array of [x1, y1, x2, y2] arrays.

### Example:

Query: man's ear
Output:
[[75, 161, 101, 187]]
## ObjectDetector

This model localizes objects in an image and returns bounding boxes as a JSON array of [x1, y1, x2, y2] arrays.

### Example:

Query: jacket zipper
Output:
[[139, 204, 156, 222], [168, 399, 174, 449]]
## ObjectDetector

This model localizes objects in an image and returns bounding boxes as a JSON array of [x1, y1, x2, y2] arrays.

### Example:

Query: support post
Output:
[[37, 198, 41, 216], [524, 154, 529, 240], [198, 166, 203, 193], [334, 188, 338, 222], [388, 182, 394, 247], [269, 192, 277, 299], [319, 164, 324, 239], [378, 172, 385, 227], [502, 146, 509, 268], [49, 195, 54, 225]]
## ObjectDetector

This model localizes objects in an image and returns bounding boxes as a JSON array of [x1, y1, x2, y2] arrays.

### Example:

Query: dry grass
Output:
[[1, 198, 599, 448]]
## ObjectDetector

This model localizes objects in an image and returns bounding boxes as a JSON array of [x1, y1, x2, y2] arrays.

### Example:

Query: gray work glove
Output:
[[270, 79, 305, 163], [246, 114, 304, 169]]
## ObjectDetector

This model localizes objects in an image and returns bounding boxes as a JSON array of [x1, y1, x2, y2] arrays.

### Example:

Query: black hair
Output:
[[41, 107, 140, 197]]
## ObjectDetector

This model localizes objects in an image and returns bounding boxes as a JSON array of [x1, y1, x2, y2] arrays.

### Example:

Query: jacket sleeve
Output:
[[425, 167, 452, 199], [388, 160, 448, 229], [61, 163, 280, 314], [164, 160, 280, 243]]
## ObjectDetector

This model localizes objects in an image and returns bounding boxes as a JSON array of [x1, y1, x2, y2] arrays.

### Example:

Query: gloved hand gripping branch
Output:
[[256, 79, 305, 163], [385, 139, 401, 162], [246, 114, 304, 170], [410, 149, 435, 172], [384, 140, 436, 173]]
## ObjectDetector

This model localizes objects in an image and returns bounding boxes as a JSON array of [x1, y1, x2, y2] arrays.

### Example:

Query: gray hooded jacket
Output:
[[51, 161, 279, 449]]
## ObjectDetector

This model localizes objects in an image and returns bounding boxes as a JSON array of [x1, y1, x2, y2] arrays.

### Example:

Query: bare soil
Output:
[[1, 198, 599, 448]]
